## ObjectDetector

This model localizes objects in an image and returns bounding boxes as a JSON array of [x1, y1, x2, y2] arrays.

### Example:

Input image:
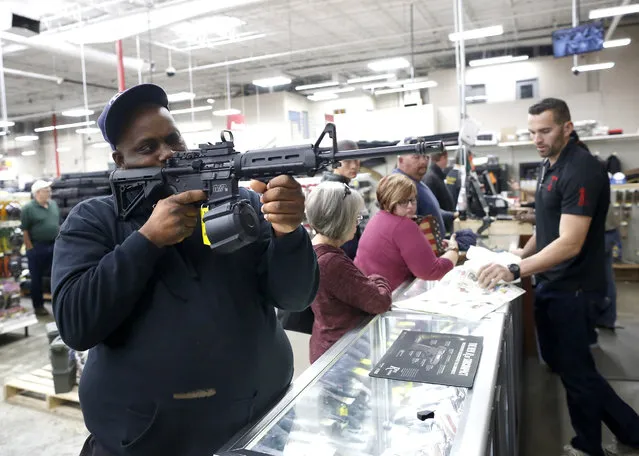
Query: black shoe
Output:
[[34, 307, 50, 317]]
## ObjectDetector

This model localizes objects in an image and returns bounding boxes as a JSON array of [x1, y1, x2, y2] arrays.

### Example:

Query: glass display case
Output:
[[218, 297, 523, 456]]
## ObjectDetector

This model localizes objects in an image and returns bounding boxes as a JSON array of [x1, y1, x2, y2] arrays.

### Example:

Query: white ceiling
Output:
[[0, 0, 633, 125]]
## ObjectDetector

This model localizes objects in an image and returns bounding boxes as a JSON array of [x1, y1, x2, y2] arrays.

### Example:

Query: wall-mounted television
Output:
[[552, 21, 604, 58]]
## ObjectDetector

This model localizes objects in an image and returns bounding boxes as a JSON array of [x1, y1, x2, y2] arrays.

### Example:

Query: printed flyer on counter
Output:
[[370, 331, 483, 388], [392, 267, 525, 320]]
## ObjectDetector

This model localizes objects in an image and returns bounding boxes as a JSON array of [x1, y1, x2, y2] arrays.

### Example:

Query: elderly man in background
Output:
[[21, 179, 60, 317], [393, 153, 456, 234]]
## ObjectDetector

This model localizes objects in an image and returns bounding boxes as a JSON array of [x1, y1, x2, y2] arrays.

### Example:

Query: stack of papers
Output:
[[392, 247, 526, 320]]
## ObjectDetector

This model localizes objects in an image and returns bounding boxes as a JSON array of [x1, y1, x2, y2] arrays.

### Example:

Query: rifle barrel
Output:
[[325, 141, 444, 162]]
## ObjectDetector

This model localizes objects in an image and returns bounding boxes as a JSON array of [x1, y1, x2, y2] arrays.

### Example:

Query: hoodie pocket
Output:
[[120, 395, 257, 456], [120, 402, 165, 455]]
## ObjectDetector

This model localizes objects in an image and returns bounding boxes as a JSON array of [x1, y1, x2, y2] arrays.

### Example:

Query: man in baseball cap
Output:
[[97, 83, 169, 151], [22, 179, 59, 317], [52, 84, 318, 456]]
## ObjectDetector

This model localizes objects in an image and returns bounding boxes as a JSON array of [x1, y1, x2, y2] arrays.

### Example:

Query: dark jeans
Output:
[[26, 241, 54, 309], [594, 230, 620, 328], [535, 283, 639, 455]]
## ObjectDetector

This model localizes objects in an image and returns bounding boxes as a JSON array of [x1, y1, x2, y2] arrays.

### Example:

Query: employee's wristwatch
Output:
[[507, 264, 521, 281]]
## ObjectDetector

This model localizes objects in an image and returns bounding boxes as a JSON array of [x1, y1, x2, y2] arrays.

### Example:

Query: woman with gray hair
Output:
[[306, 181, 392, 363]]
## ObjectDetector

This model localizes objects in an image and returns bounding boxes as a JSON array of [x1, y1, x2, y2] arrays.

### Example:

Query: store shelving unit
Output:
[[0, 311, 37, 337], [497, 133, 639, 148]]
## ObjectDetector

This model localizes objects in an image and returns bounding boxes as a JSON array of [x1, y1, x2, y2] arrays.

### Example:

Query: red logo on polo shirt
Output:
[[547, 175, 558, 191], [578, 187, 587, 207]]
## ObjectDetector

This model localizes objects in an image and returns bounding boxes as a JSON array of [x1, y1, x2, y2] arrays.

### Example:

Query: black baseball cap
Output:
[[97, 83, 169, 150]]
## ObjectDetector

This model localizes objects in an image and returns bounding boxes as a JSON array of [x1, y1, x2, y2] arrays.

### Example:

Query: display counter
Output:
[[218, 284, 524, 456]]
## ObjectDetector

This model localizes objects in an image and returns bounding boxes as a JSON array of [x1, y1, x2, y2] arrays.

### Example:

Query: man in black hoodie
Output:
[[321, 139, 362, 260], [52, 84, 319, 456]]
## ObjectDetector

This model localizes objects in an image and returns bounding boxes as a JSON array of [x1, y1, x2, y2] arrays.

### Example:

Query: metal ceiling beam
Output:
[[0, 32, 150, 73]]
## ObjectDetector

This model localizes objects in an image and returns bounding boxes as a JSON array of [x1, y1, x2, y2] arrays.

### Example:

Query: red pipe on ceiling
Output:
[[116, 40, 125, 92], [52, 113, 60, 178]]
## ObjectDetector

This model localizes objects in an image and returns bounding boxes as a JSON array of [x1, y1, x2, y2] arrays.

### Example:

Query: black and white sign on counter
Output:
[[369, 330, 483, 388]]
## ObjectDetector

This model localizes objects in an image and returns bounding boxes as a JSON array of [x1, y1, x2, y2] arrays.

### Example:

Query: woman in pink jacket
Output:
[[355, 174, 459, 290]]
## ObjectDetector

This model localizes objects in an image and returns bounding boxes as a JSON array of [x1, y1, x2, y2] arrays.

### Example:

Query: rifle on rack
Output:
[[109, 123, 444, 254]]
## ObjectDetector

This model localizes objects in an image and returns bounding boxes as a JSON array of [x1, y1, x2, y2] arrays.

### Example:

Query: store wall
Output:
[[307, 93, 375, 139], [431, 25, 639, 135]]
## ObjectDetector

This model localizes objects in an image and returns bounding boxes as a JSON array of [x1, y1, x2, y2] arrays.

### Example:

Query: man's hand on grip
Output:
[[139, 190, 206, 247], [258, 175, 305, 236]]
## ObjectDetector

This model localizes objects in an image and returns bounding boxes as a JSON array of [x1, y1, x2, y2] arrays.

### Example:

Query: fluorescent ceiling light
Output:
[[374, 81, 437, 95], [307, 93, 339, 102], [252, 76, 292, 87], [572, 62, 615, 72], [0, 131, 6, 136], [363, 78, 435, 91], [469, 55, 529, 67], [374, 88, 408, 95], [167, 92, 196, 103], [589, 4, 639, 19], [312, 87, 355, 96], [347, 73, 396, 84], [206, 98, 215, 104], [449, 25, 504, 42], [35, 120, 95, 133], [180, 33, 267, 52], [213, 108, 241, 116], [368, 57, 410, 72], [56, 147, 70, 152], [170, 15, 246, 39], [603, 38, 631, 48], [295, 81, 340, 91], [363, 80, 404, 90], [0, 120, 14, 128], [61, 108, 94, 117], [15, 135, 38, 142], [21, 150, 36, 156], [171, 106, 214, 115], [91, 142, 111, 148], [76, 127, 102, 134], [4, 67, 63, 84], [40, 0, 263, 44]]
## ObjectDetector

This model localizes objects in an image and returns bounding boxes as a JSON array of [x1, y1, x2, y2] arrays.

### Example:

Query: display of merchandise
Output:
[[51, 171, 112, 222], [616, 188, 639, 263], [247, 316, 481, 456], [0, 191, 36, 336]]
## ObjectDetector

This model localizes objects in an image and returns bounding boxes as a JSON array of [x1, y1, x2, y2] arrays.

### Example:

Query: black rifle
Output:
[[109, 123, 444, 253]]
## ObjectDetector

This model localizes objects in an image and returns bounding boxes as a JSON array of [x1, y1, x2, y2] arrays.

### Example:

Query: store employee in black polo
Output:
[[477, 98, 639, 456]]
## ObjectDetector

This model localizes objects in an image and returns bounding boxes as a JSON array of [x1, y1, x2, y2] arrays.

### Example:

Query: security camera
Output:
[[166, 66, 176, 77], [572, 68, 580, 76]]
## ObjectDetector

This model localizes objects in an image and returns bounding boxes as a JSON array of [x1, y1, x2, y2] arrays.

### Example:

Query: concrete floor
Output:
[[1, 283, 638, 456]]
